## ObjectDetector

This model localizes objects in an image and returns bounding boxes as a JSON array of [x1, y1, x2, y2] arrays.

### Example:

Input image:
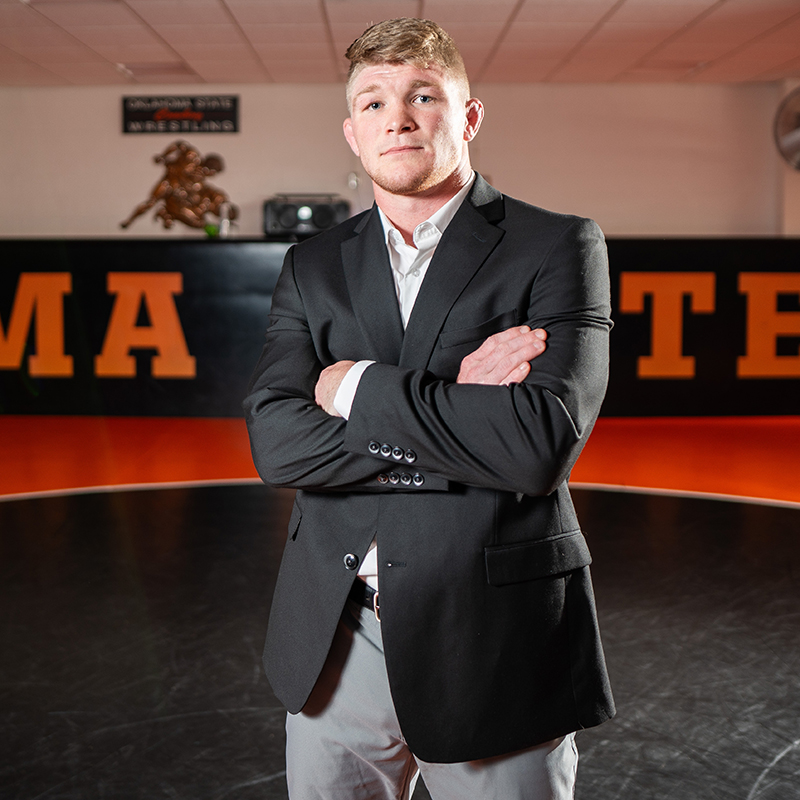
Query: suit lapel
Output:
[[341, 206, 405, 364], [399, 177, 506, 369]]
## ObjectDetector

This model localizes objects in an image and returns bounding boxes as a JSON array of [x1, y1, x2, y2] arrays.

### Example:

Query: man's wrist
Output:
[[333, 360, 375, 419]]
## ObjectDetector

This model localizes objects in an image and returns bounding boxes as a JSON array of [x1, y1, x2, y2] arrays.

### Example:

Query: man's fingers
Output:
[[471, 327, 546, 363], [457, 326, 547, 385], [470, 326, 533, 358], [499, 360, 531, 386]]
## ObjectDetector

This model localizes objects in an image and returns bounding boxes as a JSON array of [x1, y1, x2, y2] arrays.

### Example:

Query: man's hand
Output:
[[457, 326, 547, 385], [315, 326, 545, 415], [315, 360, 356, 416]]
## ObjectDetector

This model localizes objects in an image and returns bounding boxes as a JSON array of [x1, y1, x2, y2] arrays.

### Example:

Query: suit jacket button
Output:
[[404, 449, 417, 463], [343, 553, 359, 570], [391, 446, 404, 460], [388, 472, 400, 485], [412, 473, 424, 486], [369, 441, 380, 454], [377, 473, 389, 484], [400, 473, 412, 485], [380, 444, 392, 457]]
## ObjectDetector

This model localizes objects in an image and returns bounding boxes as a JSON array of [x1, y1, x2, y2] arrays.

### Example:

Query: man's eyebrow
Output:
[[408, 79, 441, 92], [353, 78, 443, 100], [353, 83, 380, 99]]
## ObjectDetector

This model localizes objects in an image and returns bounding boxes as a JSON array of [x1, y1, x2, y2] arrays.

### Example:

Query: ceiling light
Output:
[[116, 62, 197, 79]]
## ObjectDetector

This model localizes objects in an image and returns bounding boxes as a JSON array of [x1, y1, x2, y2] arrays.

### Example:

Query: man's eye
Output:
[[367, 101, 381, 111], [415, 95, 434, 104]]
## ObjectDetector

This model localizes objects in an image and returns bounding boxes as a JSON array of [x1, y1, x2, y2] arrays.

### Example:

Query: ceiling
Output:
[[1, 0, 800, 87]]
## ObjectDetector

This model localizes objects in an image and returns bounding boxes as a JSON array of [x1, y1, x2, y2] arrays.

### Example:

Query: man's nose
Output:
[[386, 104, 416, 133]]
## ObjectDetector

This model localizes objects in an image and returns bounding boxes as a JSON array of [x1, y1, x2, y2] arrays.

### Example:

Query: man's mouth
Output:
[[382, 145, 424, 156]]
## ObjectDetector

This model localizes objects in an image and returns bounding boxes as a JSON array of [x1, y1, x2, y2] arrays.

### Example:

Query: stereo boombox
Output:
[[263, 194, 351, 241]]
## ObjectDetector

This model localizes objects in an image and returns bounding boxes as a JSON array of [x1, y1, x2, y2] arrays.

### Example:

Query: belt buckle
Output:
[[372, 590, 381, 623]]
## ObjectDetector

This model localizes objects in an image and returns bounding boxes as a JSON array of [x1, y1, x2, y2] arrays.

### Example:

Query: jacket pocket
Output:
[[484, 530, 591, 586], [439, 309, 520, 349]]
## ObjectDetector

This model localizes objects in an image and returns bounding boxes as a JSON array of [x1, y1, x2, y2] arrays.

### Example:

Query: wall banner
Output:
[[605, 239, 800, 416], [0, 240, 287, 416], [122, 96, 239, 134], [0, 238, 798, 417]]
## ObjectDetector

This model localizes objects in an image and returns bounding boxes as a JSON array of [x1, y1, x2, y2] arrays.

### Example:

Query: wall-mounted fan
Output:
[[774, 87, 800, 169]]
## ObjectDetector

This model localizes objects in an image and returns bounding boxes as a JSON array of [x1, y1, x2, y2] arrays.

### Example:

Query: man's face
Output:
[[343, 62, 482, 197]]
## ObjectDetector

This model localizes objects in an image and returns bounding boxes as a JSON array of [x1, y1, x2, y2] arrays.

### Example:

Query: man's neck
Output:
[[374, 165, 473, 246]]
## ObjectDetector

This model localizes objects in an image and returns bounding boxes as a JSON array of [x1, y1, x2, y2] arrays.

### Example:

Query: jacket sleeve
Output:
[[342, 217, 612, 497], [243, 247, 447, 492]]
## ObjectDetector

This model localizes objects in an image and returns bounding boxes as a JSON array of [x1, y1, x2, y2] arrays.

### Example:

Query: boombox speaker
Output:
[[263, 194, 351, 241]]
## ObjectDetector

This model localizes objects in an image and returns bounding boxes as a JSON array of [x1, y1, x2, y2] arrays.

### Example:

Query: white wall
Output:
[[0, 81, 788, 238], [475, 83, 783, 236]]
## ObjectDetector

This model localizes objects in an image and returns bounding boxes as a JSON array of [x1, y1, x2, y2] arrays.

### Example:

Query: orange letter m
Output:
[[0, 272, 73, 377]]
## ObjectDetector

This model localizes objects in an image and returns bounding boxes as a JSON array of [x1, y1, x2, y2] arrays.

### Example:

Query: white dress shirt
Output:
[[333, 174, 476, 589]]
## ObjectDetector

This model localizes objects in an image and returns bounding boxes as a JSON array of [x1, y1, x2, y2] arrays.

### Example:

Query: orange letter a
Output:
[[95, 272, 196, 378]]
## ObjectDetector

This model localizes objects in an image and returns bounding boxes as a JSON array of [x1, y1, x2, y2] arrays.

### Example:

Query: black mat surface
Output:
[[2, 485, 798, 799]]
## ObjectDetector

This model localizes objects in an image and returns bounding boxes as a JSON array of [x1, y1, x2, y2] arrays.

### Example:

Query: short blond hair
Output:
[[345, 18, 470, 107]]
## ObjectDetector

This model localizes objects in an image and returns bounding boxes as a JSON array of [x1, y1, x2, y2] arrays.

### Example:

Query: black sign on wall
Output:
[[0, 240, 287, 417], [1, 238, 799, 417], [123, 96, 239, 134], [604, 238, 800, 416]]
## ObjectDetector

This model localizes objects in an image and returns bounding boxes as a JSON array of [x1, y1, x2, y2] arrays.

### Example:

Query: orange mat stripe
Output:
[[1, 415, 799, 505], [0, 416, 258, 497], [571, 416, 800, 506]]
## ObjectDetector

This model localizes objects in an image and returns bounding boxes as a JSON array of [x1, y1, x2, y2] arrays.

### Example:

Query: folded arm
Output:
[[245, 217, 611, 497], [243, 249, 412, 492], [315, 325, 548, 417], [340, 218, 611, 496]]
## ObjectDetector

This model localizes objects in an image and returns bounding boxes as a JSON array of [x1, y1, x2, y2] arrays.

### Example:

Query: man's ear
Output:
[[343, 118, 360, 157], [464, 98, 484, 143]]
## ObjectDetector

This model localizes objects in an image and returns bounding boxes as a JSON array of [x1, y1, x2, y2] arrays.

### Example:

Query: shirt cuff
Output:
[[333, 360, 374, 420]]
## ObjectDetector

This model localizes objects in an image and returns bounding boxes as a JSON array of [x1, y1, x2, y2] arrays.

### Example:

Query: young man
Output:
[[244, 18, 614, 799]]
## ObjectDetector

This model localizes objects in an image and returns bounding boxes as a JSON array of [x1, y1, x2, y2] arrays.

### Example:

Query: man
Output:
[[244, 17, 614, 799]]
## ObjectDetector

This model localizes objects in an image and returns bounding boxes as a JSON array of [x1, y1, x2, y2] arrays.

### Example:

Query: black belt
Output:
[[348, 580, 381, 621]]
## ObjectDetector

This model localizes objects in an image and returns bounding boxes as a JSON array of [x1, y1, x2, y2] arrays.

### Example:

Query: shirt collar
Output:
[[378, 171, 476, 249]]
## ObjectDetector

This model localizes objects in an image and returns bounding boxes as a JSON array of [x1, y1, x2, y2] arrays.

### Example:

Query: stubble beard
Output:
[[367, 161, 440, 197], [366, 143, 461, 198], [371, 172, 431, 196], [367, 155, 458, 196]]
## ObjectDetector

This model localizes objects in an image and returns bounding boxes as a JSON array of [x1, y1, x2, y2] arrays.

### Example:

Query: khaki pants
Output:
[[285, 601, 578, 800]]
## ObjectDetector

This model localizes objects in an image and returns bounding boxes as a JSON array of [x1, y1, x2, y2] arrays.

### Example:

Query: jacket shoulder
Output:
[[471, 175, 602, 240], [503, 194, 602, 236]]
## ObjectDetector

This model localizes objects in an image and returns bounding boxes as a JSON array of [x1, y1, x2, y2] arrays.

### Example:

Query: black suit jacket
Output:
[[244, 175, 615, 763]]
